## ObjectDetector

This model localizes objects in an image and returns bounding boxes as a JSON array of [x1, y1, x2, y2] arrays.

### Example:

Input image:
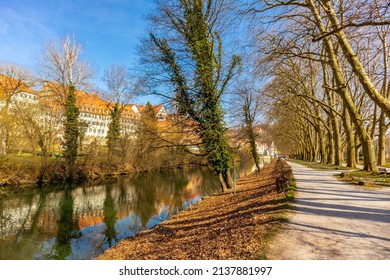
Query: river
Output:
[[0, 161, 259, 260]]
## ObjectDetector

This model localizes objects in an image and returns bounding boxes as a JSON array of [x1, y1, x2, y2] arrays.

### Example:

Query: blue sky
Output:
[[0, 0, 158, 103]]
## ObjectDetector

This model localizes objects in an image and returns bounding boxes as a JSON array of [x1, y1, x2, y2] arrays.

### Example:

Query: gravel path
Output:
[[267, 161, 390, 260]]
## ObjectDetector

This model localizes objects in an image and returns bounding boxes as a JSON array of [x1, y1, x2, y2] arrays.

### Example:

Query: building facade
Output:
[[1, 75, 168, 152]]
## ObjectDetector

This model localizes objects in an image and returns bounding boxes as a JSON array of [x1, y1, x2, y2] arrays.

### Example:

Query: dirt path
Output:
[[267, 161, 390, 260]]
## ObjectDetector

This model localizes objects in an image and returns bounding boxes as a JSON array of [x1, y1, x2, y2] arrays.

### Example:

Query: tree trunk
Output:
[[361, 139, 377, 171], [322, 55, 336, 165], [219, 170, 233, 192], [218, 173, 227, 192], [307, 129, 316, 162], [342, 107, 356, 168], [320, 0, 390, 118], [313, 103, 327, 163], [355, 142, 361, 164], [332, 115, 342, 166], [247, 124, 261, 171], [223, 170, 234, 189], [377, 112, 387, 166], [318, 127, 327, 164], [307, 0, 378, 172], [327, 120, 335, 165]]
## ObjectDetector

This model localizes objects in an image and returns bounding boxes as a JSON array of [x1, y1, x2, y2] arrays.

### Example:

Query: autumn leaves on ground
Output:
[[98, 159, 292, 260]]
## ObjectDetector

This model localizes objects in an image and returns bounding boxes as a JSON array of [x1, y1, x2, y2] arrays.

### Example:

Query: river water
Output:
[[0, 162, 256, 260]]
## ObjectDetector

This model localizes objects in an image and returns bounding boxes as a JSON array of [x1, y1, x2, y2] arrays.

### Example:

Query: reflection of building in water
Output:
[[152, 172, 204, 217], [0, 192, 61, 240], [0, 169, 220, 259], [72, 185, 134, 229], [181, 173, 203, 200], [0, 184, 136, 239]]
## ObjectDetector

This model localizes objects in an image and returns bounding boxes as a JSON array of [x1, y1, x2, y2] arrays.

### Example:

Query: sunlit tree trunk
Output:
[[343, 106, 356, 168], [319, 0, 390, 118], [326, 118, 335, 165], [377, 112, 387, 166], [307, 0, 378, 171]]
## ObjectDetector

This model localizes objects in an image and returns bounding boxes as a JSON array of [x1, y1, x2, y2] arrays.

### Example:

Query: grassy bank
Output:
[[338, 170, 390, 187], [290, 159, 390, 188], [97, 159, 294, 260]]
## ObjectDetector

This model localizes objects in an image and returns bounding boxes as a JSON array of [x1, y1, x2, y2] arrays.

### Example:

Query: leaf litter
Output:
[[97, 159, 291, 260]]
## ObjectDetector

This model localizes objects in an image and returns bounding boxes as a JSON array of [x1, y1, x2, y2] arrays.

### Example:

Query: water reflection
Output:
[[54, 188, 81, 259], [0, 160, 266, 260], [0, 167, 222, 259], [103, 185, 117, 248]]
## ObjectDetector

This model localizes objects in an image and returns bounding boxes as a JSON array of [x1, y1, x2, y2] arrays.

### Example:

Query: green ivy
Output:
[[63, 84, 80, 181], [107, 103, 121, 155]]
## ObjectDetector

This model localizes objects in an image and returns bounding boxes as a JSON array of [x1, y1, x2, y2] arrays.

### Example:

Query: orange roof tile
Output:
[[0, 74, 37, 99], [40, 82, 139, 117], [138, 104, 164, 114]]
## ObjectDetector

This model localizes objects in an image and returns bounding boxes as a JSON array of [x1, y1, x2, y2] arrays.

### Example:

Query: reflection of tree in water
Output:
[[165, 171, 190, 211], [0, 199, 9, 239], [116, 177, 131, 212], [0, 199, 13, 258], [54, 187, 81, 260], [103, 185, 117, 248], [131, 174, 159, 227], [0, 189, 48, 259], [130, 170, 190, 227], [189, 168, 219, 195]]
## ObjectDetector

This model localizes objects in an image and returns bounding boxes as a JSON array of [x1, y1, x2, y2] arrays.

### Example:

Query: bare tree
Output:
[[0, 64, 34, 156], [40, 35, 93, 181], [102, 65, 139, 156], [242, 0, 389, 170], [230, 80, 262, 170], [41, 35, 93, 105]]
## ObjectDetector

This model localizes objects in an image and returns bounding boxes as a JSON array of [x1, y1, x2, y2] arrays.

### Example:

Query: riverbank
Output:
[[97, 159, 293, 260], [0, 156, 129, 196], [0, 155, 206, 197]]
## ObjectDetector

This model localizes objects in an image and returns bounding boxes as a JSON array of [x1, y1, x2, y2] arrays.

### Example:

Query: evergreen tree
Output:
[[63, 85, 80, 181], [106, 103, 121, 156]]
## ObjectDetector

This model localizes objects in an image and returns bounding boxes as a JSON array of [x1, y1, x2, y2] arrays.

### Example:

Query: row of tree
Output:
[[250, 0, 389, 171]]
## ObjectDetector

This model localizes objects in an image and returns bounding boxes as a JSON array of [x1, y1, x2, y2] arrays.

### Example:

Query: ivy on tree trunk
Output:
[[107, 103, 121, 156], [63, 84, 80, 182], [148, 0, 240, 191]]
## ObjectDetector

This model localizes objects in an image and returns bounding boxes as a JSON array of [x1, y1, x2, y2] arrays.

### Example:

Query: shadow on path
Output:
[[267, 161, 390, 259], [287, 221, 390, 242]]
